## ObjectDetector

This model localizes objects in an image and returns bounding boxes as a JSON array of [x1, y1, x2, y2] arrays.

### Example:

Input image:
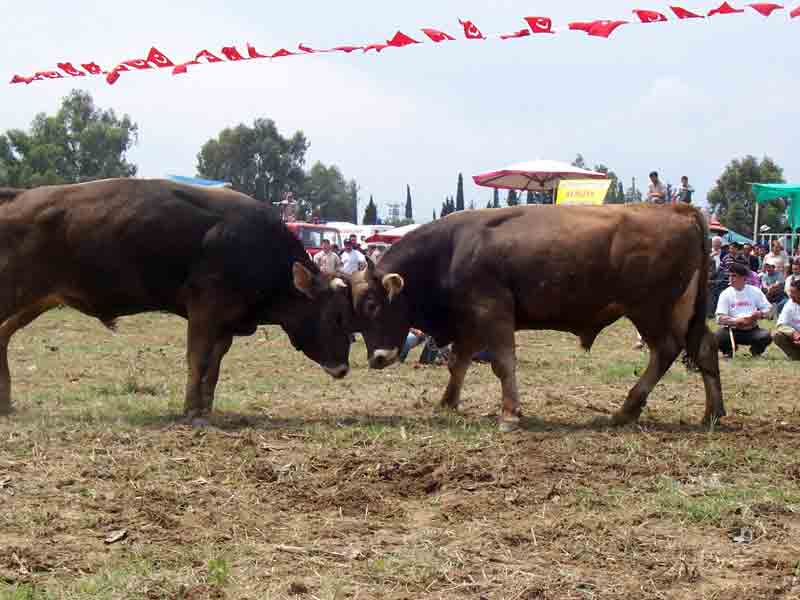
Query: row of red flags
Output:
[[10, 2, 800, 87]]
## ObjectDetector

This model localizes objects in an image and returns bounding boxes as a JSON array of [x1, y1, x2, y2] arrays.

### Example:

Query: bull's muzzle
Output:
[[369, 348, 399, 370], [323, 364, 350, 379]]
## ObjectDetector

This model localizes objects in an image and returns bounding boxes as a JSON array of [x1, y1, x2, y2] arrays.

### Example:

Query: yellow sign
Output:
[[555, 179, 611, 205]]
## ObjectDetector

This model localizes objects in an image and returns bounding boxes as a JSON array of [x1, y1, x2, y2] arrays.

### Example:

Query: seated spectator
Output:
[[760, 261, 787, 314], [399, 328, 427, 362], [765, 240, 789, 272], [773, 278, 800, 360], [710, 236, 723, 271], [742, 243, 760, 272], [785, 260, 800, 296], [715, 263, 772, 358]]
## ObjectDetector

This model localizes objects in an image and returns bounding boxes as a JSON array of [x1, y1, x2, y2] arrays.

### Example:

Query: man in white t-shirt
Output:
[[646, 171, 667, 204], [715, 262, 773, 358], [784, 260, 800, 296], [340, 239, 366, 275], [313, 239, 342, 275], [773, 277, 800, 360]]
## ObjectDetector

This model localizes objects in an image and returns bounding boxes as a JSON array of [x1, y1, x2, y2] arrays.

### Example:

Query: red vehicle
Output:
[[284, 222, 343, 257]]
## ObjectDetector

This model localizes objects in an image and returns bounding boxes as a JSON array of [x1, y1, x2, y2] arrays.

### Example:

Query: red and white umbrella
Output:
[[473, 159, 608, 192], [364, 223, 421, 244]]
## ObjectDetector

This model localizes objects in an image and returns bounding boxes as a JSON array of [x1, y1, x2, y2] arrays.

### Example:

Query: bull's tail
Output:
[[684, 207, 712, 368]]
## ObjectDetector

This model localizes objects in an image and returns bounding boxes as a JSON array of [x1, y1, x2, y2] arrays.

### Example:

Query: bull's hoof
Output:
[[498, 417, 521, 433], [610, 410, 640, 427], [181, 411, 211, 428]]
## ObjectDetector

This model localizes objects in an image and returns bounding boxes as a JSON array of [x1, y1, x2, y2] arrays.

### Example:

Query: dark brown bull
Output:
[[0, 178, 354, 420], [351, 204, 723, 431]]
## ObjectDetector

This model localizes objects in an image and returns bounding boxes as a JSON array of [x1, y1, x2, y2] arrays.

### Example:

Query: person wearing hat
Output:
[[715, 262, 773, 358]]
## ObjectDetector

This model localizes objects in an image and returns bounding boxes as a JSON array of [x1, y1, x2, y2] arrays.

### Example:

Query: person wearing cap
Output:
[[773, 277, 800, 360], [715, 262, 773, 358]]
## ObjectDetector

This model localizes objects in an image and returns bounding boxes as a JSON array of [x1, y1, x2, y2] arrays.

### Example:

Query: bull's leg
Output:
[[0, 301, 55, 414], [695, 330, 725, 426], [199, 334, 233, 413], [184, 312, 222, 422], [440, 341, 478, 411], [612, 335, 681, 426], [488, 337, 521, 433]]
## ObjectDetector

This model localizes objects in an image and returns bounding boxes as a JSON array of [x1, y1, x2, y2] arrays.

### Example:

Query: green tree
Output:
[[363, 195, 378, 225], [432, 209, 437, 220], [526, 191, 535, 205], [593, 164, 623, 204], [0, 89, 137, 187], [197, 117, 308, 204], [506, 189, 519, 206], [456, 173, 465, 211], [571, 153, 587, 169], [405, 184, 413, 221], [303, 162, 357, 222], [486, 200, 493, 209], [707, 155, 785, 237], [492, 188, 500, 208], [468, 198, 475, 210]]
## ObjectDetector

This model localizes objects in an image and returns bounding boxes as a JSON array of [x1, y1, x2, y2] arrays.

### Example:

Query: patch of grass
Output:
[[0, 584, 50, 600], [206, 557, 231, 587], [598, 360, 645, 384]]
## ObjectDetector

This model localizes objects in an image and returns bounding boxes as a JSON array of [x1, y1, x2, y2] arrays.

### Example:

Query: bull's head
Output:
[[350, 258, 410, 370], [285, 263, 354, 378]]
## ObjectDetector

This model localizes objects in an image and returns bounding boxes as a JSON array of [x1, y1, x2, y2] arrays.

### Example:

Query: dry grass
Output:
[[1, 309, 800, 599]]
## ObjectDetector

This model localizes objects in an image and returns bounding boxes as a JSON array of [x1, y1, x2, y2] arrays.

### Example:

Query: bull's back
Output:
[[446, 204, 705, 326]]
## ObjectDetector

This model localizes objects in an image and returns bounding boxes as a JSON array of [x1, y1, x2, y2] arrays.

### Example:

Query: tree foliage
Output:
[[363, 195, 378, 225], [0, 89, 138, 187], [197, 118, 308, 204], [303, 162, 358, 222], [456, 173, 465, 211], [405, 184, 413, 220], [506, 189, 519, 206], [492, 188, 500, 208], [441, 196, 456, 217], [707, 155, 785, 237]]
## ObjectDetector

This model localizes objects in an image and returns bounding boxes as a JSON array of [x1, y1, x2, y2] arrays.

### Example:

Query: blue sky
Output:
[[2, 1, 799, 222]]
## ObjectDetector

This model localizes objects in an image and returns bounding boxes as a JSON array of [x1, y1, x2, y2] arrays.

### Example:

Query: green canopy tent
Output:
[[752, 182, 800, 251]]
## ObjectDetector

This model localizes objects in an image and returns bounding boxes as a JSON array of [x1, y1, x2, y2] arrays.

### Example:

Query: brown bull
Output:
[[351, 204, 723, 431], [0, 178, 354, 419]]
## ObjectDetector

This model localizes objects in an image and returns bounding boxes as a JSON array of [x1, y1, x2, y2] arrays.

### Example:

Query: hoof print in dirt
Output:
[[288, 581, 310, 595]]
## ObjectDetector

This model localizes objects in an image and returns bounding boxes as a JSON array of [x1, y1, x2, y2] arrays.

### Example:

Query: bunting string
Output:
[[9, 2, 800, 87]]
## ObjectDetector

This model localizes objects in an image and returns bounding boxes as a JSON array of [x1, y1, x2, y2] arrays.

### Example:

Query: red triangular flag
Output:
[[500, 29, 530, 40], [670, 6, 706, 18], [172, 63, 189, 75], [271, 48, 295, 58], [221, 46, 247, 61], [748, 2, 783, 15], [386, 31, 419, 47], [459, 19, 485, 39], [247, 44, 270, 58], [332, 46, 362, 53], [588, 20, 628, 37], [81, 63, 103, 75], [123, 59, 153, 70], [708, 2, 745, 15], [792, 4, 800, 16], [524, 17, 555, 33], [421, 28, 456, 42], [194, 49, 223, 63], [363, 43, 388, 53], [569, 21, 593, 32], [633, 9, 669, 22], [57, 62, 86, 76], [10, 74, 37, 84], [146, 47, 175, 68], [298, 43, 329, 53]]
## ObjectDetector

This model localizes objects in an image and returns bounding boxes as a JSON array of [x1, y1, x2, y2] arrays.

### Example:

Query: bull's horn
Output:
[[330, 277, 348, 291], [382, 273, 404, 302]]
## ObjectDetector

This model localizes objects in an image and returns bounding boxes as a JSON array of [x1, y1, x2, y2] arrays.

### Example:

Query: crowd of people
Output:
[[710, 238, 800, 360], [312, 233, 385, 275]]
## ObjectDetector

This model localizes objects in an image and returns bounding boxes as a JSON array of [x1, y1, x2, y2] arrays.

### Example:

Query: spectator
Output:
[[399, 328, 427, 362], [765, 240, 790, 271], [742, 243, 760, 272], [760, 261, 787, 314], [646, 171, 667, 204], [340, 239, 367, 275], [348, 234, 364, 253], [773, 277, 800, 361], [313, 239, 342, 275], [720, 241, 748, 276], [673, 175, 694, 204], [785, 259, 800, 296], [710, 236, 723, 271], [715, 263, 772, 358]]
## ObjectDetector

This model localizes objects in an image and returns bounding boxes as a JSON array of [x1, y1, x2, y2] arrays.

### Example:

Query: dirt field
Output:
[[1, 309, 799, 599]]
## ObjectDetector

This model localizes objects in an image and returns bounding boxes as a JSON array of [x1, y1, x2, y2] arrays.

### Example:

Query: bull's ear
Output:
[[292, 262, 316, 298], [382, 273, 404, 302], [365, 255, 376, 273]]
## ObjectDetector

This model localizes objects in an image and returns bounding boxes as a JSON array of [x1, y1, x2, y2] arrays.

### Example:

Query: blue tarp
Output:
[[166, 175, 230, 188], [723, 230, 754, 245]]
